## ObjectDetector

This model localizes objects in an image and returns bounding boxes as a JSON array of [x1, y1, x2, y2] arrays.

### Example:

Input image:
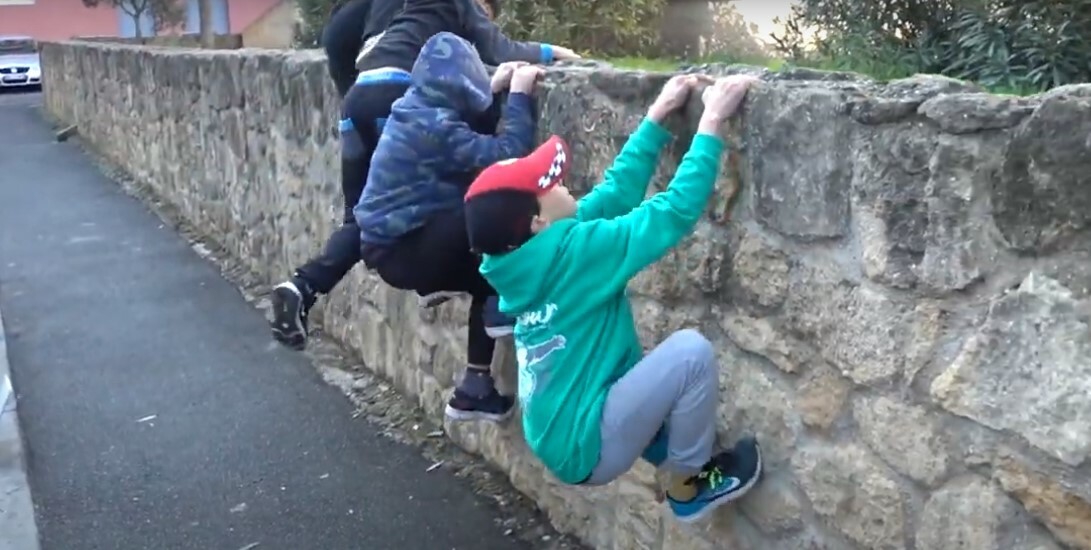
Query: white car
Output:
[[0, 36, 41, 89]]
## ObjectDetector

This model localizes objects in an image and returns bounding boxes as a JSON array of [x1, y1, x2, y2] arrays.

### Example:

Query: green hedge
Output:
[[772, 0, 1091, 92], [294, 0, 667, 55], [293, 0, 769, 60]]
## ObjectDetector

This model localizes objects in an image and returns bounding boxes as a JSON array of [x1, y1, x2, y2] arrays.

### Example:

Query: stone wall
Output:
[[39, 41, 1091, 550]]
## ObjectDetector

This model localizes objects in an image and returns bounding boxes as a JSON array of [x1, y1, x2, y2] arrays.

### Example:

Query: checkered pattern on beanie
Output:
[[538, 141, 567, 189]]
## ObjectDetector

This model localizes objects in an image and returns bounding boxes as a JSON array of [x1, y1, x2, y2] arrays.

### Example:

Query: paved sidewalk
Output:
[[0, 92, 523, 550]]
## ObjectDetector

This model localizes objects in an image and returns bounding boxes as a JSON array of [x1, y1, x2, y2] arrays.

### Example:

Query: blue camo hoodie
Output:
[[354, 32, 538, 245]]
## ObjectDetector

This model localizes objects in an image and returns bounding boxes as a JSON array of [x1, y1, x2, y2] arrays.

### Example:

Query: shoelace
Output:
[[697, 465, 726, 489]]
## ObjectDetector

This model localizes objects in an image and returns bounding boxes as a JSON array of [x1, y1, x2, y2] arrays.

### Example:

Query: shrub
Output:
[[292, 0, 669, 57], [771, 0, 1091, 92], [290, 0, 778, 66], [294, 0, 344, 47]]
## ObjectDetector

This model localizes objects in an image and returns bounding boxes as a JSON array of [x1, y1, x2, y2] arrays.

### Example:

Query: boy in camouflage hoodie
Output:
[[354, 32, 545, 421]]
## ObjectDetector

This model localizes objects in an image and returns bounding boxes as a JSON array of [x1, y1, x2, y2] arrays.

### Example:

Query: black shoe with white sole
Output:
[[444, 388, 515, 422], [270, 280, 310, 350]]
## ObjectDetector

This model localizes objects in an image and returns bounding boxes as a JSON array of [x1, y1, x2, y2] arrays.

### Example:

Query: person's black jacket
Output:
[[321, 0, 404, 97], [356, 0, 552, 73]]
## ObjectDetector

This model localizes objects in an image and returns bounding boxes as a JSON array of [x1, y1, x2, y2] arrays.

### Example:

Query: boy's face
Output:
[[531, 183, 578, 233]]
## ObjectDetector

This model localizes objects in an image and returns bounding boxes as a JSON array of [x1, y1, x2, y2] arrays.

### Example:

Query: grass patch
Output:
[[606, 54, 784, 72], [606, 56, 683, 72]]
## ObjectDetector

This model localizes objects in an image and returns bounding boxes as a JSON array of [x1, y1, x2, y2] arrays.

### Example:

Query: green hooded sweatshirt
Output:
[[478, 118, 724, 484]]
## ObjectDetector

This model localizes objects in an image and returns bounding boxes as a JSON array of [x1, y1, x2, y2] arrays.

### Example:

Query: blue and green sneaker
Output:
[[668, 436, 763, 523]]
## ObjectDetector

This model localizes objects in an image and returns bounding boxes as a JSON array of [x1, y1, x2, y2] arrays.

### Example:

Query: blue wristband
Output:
[[540, 44, 555, 64]]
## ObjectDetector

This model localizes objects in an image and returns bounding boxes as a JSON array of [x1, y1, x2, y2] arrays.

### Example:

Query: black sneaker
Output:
[[444, 387, 515, 422], [270, 280, 310, 350], [483, 295, 515, 338], [418, 290, 464, 308], [668, 436, 763, 524]]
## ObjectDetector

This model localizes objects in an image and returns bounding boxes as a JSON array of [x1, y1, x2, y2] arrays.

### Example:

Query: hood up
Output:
[[404, 32, 493, 114]]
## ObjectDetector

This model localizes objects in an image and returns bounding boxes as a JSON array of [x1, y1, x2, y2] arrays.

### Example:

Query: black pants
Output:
[[294, 77, 411, 295], [362, 208, 497, 366], [321, 0, 371, 98]]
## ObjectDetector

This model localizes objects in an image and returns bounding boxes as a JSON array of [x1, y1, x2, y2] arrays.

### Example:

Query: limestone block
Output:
[[847, 74, 983, 125], [993, 86, 1091, 252], [784, 261, 939, 384], [916, 134, 1004, 292], [793, 442, 907, 550], [612, 483, 662, 550], [718, 312, 810, 374], [994, 456, 1091, 549], [853, 395, 949, 486], [916, 474, 1060, 550], [931, 273, 1091, 467], [794, 364, 850, 431], [918, 92, 1036, 134], [746, 84, 854, 240], [727, 227, 790, 310], [852, 128, 1004, 294], [851, 121, 936, 289], [738, 472, 806, 535], [719, 345, 803, 468]]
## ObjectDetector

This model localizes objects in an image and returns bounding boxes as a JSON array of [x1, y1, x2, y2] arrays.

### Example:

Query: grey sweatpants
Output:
[[583, 329, 719, 486]]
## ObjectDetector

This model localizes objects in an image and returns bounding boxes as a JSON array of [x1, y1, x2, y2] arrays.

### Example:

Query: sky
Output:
[[731, 0, 796, 43]]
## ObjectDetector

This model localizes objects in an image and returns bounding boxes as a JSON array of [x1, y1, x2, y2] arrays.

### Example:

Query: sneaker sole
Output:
[[419, 291, 463, 308], [444, 404, 515, 423], [673, 444, 764, 525], [485, 325, 514, 339], [270, 284, 307, 351]]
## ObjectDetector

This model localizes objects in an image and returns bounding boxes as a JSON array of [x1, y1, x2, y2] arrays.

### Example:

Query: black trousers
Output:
[[362, 207, 497, 366], [294, 78, 410, 295], [321, 0, 371, 98]]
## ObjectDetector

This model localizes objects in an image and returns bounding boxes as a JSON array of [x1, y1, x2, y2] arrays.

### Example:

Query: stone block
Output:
[[918, 92, 1036, 134], [992, 86, 1091, 253], [718, 312, 810, 374], [916, 474, 1060, 550], [784, 261, 939, 384], [746, 85, 854, 240], [738, 472, 806, 535], [931, 273, 1091, 467], [994, 456, 1091, 549], [793, 442, 907, 550], [795, 363, 850, 431], [853, 395, 949, 486], [719, 344, 803, 468], [727, 227, 790, 310]]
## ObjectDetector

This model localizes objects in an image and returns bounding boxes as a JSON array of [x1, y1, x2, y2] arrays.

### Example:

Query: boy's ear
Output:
[[475, 0, 496, 19]]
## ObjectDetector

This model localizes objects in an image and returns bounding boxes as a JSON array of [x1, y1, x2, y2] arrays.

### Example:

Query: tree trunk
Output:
[[198, 0, 214, 48], [660, 0, 713, 58]]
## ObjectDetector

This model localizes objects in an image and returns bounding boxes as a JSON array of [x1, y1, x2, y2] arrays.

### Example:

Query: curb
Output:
[[0, 305, 41, 550]]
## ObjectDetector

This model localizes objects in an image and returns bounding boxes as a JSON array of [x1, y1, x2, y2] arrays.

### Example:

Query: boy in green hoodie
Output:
[[462, 74, 764, 523]]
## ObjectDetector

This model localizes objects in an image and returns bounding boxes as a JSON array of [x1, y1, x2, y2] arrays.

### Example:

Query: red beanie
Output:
[[464, 135, 571, 254]]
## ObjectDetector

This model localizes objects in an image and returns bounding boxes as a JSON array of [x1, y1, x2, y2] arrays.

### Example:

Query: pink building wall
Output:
[[0, 0, 284, 41], [227, 0, 283, 34], [0, 0, 120, 41]]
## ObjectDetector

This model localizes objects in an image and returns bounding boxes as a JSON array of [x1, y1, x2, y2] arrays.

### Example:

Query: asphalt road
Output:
[[0, 90, 523, 550]]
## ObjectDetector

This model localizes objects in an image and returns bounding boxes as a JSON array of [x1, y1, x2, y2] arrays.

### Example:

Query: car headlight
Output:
[[28, 67, 40, 76]]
